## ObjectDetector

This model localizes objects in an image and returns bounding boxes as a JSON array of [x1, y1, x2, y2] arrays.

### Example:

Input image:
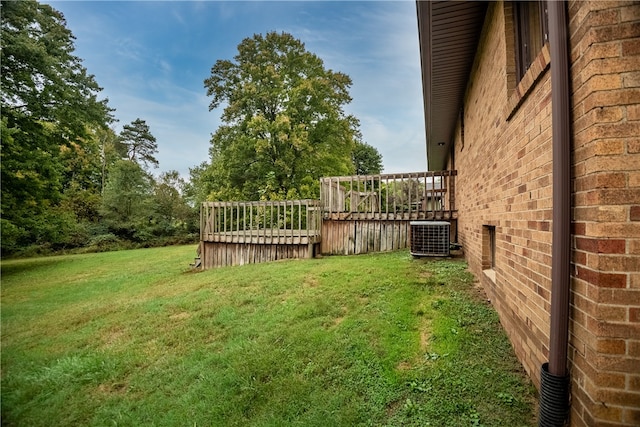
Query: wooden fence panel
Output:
[[320, 219, 413, 256]]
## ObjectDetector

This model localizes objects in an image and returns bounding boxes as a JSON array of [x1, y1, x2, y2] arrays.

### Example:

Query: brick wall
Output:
[[449, 2, 639, 426], [569, 1, 640, 425]]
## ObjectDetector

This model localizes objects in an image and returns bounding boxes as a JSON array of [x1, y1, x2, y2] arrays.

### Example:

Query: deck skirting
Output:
[[321, 219, 411, 255], [201, 241, 317, 269]]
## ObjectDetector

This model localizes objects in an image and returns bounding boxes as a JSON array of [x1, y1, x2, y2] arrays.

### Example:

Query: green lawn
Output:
[[1, 246, 537, 426]]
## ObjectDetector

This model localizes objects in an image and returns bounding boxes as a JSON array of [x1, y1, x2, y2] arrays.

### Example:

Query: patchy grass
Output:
[[1, 246, 536, 426]]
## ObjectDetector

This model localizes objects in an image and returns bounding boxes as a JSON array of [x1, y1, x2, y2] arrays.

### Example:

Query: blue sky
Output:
[[47, 0, 427, 178]]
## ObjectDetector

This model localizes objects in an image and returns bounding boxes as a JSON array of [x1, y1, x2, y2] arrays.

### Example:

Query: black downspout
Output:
[[539, 1, 571, 426]]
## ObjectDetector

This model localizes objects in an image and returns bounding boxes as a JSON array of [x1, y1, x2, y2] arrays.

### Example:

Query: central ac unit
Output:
[[410, 221, 450, 257]]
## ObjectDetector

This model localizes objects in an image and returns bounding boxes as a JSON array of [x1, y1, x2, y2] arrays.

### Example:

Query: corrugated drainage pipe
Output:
[[539, 362, 571, 426], [539, 1, 571, 426]]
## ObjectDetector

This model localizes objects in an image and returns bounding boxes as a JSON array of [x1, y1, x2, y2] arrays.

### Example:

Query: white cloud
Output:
[[114, 37, 145, 62]]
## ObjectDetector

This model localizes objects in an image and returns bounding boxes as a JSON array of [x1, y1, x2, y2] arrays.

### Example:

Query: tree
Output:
[[153, 171, 195, 236], [1, 1, 112, 135], [203, 31, 359, 201], [57, 127, 104, 224], [352, 141, 383, 175], [100, 160, 154, 241], [185, 161, 215, 206], [1, 0, 112, 253], [92, 126, 124, 192], [119, 118, 158, 169]]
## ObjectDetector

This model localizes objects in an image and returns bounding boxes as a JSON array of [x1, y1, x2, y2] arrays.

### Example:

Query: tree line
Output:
[[1, 0, 382, 256]]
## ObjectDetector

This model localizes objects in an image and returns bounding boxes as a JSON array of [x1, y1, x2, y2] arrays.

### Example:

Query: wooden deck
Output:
[[201, 199, 322, 243], [320, 170, 456, 221], [198, 171, 458, 268], [324, 211, 458, 221], [199, 199, 322, 268], [201, 229, 321, 245]]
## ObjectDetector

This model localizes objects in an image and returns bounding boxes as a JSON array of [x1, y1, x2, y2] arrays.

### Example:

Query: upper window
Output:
[[514, 1, 549, 82]]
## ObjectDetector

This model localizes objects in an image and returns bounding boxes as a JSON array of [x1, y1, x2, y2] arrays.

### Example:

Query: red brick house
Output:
[[417, 1, 639, 426]]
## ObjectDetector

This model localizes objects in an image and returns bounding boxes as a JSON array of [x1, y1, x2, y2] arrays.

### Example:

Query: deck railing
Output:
[[201, 199, 322, 245], [320, 170, 457, 220]]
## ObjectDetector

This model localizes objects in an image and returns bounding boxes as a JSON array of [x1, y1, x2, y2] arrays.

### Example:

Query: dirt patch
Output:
[[357, 295, 369, 305], [329, 306, 348, 328], [471, 279, 491, 303], [303, 275, 319, 288], [394, 326, 430, 373], [97, 382, 128, 395], [419, 270, 433, 280], [333, 316, 345, 326], [420, 330, 429, 352], [169, 312, 191, 320], [101, 327, 126, 348], [396, 361, 412, 371], [386, 397, 405, 417]]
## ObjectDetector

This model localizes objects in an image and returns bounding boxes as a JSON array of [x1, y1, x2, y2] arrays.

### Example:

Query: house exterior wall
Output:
[[448, 2, 639, 426]]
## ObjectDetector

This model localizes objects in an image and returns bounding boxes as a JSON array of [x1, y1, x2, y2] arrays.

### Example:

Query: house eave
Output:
[[417, 1, 487, 171]]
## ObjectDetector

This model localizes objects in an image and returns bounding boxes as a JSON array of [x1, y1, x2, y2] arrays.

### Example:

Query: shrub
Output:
[[88, 233, 122, 251]]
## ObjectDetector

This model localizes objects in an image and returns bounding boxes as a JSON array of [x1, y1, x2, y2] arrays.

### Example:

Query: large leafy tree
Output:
[[119, 118, 159, 170], [185, 161, 215, 207], [100, 160, 154, 241], [353, 141, 383, 175], [57, 127, 104, 223], [1, 0, 112, 252], [203, 31, 358, 201], [153, 171, 196, 236], [58, 126, 120, 222]]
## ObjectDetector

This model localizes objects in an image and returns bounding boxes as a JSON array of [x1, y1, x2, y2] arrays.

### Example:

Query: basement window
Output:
[[514, 1, 549, 83], [482, 225, 496, 282]]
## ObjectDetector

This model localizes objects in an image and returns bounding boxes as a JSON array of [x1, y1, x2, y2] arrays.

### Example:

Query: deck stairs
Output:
[[190, 243, 202, 269]]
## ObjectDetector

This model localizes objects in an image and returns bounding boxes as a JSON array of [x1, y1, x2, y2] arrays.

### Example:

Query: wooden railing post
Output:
[[318, 170, 457, 221], [449, 171, 456, 217], [200, 199, 322, 246]]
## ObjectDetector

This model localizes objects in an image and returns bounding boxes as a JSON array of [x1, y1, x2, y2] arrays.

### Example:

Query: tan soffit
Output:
[[417, 1, 487, 171]]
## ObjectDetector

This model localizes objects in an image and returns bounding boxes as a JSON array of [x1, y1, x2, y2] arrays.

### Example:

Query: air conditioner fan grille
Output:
[[410, 221, 450, 257]]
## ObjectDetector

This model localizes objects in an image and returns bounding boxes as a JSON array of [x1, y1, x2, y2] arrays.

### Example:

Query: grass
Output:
[[1, 246, 537, 426]]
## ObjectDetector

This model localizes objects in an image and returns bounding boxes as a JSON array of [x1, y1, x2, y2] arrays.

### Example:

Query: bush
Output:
[[1, 219, 27, 256], [88, 233, 123, 252]]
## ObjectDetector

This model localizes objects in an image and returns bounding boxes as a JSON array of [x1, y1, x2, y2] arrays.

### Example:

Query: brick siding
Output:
[[449, 2, 639, 425]]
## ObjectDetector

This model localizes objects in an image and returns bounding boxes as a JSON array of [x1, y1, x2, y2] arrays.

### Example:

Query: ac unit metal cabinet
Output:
[[410, 221, 450, 257]]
